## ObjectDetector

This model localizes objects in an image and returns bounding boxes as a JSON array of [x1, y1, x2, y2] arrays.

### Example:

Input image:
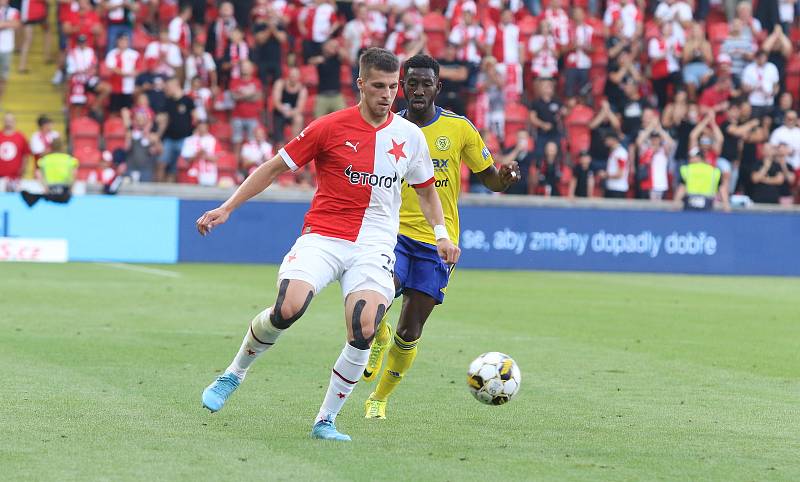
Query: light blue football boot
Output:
[[202, 372, 240, 412], [310, 420, 352, 441]]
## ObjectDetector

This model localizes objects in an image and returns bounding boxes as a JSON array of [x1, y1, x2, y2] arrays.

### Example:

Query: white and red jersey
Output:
[[184, 51, 216, 89], [603, 2, 642, 39], [20, 0, 47, 23], [363, 0, 387, 38], [0, 130, 30, 179], [168, 16, 192, 51], [144, 40, 183, 77], [541, 7, 570, 46], [278, 107, 434, 245], [105, 47, 140, 94], [486, 22, 520, 65], [448, 23, 485, 64], [104, 0, 128, 24], [529, 34, 559, 78], [225, 40, 250, 80], [209, 16, 237, 59], [648, 36, 682, 79], [186, 159, 219, 186], [180, 133, 218, 161], [66, 45, 97, 81], [30, 130, 59, 159], [565, 23, 594, 69], [241, 139, 275, 170], [606, 145, 629, 192], [309, 2, 337, 43], [188, 86, 213, 121], [0, 5, 20, 54], [384, 25, 422, 56]]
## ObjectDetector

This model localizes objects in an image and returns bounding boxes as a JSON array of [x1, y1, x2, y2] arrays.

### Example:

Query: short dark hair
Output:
[[403, 54, 440, 78], [359, 47, 400, 78]]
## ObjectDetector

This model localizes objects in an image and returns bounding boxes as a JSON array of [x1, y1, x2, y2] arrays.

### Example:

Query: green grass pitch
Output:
[[1, 262, 799, 481]]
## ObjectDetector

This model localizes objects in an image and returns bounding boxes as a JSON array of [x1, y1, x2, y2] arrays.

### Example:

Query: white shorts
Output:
[[278, 234, 395, 303]]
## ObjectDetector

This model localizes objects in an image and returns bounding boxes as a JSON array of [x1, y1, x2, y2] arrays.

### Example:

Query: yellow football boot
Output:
[[362, 321, 391, 382], [364, 394, 387, 420]]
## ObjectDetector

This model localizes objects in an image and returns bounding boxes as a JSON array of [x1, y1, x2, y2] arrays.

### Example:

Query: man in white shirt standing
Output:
[[0, 0, 20, 105], [769, 110, 800, 170], [741, 50, 780, 119], [180, 120, 218, 187], [603, 132, 629, 198]]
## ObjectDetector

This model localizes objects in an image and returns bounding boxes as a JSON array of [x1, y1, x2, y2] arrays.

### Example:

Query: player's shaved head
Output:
[[358, 47, 400, 80]]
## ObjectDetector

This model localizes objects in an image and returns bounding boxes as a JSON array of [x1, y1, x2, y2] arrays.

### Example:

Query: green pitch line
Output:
[[1, 263, 798, 481]]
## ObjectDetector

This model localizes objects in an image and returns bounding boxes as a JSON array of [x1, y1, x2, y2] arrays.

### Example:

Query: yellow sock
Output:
[[374, 311, 392, 346], [372, 333, 418, 401]]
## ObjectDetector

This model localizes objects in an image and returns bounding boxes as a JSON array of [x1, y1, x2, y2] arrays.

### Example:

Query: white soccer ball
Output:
[[467, 352, 521, 405]]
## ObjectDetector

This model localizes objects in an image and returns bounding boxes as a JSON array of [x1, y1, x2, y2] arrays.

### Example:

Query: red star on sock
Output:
[[387, 139, 406, 162], [337, 392, 346, 399], [246, 349, 257, 356]]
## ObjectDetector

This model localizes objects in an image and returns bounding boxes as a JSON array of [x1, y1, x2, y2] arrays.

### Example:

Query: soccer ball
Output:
[[467, 352, 521, 405]]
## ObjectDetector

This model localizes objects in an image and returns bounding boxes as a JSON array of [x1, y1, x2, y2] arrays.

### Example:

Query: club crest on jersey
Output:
[[435, 136, 451, 151], [344, 165, 398, 188]]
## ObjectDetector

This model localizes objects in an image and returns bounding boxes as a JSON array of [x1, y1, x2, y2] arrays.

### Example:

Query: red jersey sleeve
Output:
[[278, 119, 323, 171]]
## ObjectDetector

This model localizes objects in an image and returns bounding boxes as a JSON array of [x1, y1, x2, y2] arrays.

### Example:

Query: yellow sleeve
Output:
[[462, 121, 494, 173]]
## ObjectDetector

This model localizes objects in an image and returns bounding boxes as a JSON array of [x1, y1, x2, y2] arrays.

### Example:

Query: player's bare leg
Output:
[[202, 279, 314, 412], [312, 290, 387, 441], [363, 276, 401, 382], [366, 289, 435, 418]]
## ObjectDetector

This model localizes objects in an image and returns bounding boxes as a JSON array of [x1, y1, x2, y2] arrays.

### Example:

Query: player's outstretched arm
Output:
[[196, 155, 290, 236], [414, 184, 461, 264]]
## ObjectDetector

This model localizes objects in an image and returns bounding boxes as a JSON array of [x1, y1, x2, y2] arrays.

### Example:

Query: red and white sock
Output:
[[315, 343, 369, 423], [226, 308, 281, 380]]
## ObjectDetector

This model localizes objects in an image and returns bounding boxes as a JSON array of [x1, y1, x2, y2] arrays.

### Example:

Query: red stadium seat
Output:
[[73, 145, 102, 166], [103, 116, 127, 152], [216, 151, 238, 170], [707, 22, 729, 43], [518, 15, 539, 46], [504, 102, 528, 136], [565, 104, 594, 157], [132, 27, 153, 53], [209, 121, 232, 143], [786, 56, 800, 98], [299, 65, 319, 92], [422, 11, 447, 33], [70, 116, 100, 152]]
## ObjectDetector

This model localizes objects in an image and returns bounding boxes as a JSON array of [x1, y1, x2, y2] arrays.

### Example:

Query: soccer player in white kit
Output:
[[196, 48, 460, 441]]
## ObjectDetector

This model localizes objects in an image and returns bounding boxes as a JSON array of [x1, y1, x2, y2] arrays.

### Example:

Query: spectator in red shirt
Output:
[[0, 113, 31, 187], [229, 60, 263, 162], [63, 0, 102, 51]]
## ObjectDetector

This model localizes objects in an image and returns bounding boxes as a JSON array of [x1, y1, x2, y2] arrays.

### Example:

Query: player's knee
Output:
[[270, 280, 313, 330], [396, 323, 422, 342], [270, 296, 310, 329]]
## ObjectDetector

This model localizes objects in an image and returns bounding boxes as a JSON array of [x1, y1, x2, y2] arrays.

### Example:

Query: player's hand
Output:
[[436, 238, 461, 265], [196, 207, 231, 236], [499, 162, 521, 188]]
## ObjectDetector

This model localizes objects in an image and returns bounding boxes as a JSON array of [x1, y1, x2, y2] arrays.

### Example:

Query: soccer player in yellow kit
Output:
[[363, 54, 520, 418]]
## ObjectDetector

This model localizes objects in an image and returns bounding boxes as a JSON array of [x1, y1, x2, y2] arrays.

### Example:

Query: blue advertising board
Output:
[[178, 200, 307, 263], [179, 200, 800, 276], [458, 206, 800, 276], [3, 192, 797, 276], [0, 193, 179, 263]]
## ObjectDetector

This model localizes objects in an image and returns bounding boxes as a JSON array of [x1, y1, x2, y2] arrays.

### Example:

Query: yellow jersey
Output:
[[399, 107, 494, 246]]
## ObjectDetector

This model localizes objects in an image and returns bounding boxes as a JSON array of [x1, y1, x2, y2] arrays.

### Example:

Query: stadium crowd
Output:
[[0, 0, 798, 205]]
